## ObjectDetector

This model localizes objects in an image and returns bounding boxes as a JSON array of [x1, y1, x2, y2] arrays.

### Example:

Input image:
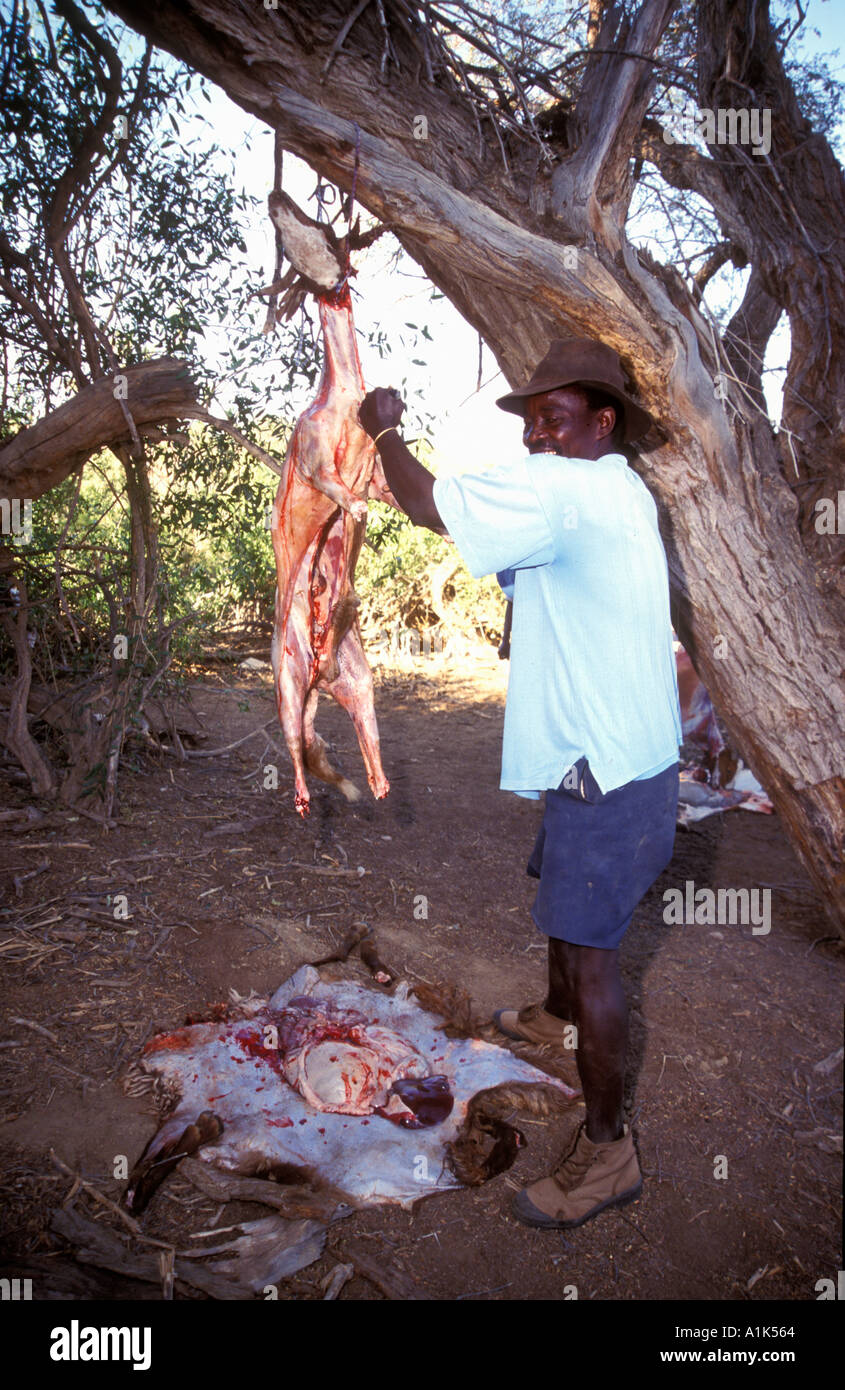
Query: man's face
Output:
[[521, 386, 617, 460]]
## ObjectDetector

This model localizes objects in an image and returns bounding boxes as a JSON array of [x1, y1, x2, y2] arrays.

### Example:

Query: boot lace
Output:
[[553, 1130, 598, 1191]]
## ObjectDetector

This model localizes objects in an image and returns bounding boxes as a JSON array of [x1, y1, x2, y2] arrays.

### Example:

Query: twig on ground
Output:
[[11, 1016, 59, 1044]]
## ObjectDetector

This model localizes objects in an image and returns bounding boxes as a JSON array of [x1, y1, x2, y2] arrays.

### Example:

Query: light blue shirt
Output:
[[431, 451, 682, 799]]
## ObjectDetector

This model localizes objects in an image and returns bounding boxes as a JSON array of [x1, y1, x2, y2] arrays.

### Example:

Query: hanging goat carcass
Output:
[[266, 192, 399, 816]]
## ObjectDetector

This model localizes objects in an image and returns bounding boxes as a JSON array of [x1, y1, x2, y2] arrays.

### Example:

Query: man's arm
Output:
[[359, 388, 445, 533]]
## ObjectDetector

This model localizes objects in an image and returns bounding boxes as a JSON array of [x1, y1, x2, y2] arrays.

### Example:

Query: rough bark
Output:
[[0, 361, 193, 811], [697, 1, 845, 558], [637, 1, 845, 577], [0, 571, 57, 797], [0, 358, 198, 502], [100, 0, 845, 930]]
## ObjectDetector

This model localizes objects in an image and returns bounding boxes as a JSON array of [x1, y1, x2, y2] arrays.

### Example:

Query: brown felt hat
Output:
[[495, 337, 654, 443]]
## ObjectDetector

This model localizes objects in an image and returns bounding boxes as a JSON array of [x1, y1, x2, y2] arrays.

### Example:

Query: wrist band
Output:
[[372, 426, 398, 445]]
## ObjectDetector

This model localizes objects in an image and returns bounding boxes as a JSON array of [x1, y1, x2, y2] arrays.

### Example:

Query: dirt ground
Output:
[[0, 648, 842, 1302]]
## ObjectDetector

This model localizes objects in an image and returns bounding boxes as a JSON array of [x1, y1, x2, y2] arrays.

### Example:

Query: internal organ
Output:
[[275, 996, 450, 1128], [270, 284, 399, 816]]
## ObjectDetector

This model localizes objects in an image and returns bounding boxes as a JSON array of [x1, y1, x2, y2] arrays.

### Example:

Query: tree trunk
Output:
[[101, 0, 845, 930], [0, 357, 198, 502], [696, 0, 845, 582], [0, 567, 57, 797]]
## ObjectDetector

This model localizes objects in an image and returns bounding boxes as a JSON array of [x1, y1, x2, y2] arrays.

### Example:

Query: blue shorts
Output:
[[527, 759, 679, 950]]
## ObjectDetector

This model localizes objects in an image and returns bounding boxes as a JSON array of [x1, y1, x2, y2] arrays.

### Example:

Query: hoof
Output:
[[338, 778, 362, 802]]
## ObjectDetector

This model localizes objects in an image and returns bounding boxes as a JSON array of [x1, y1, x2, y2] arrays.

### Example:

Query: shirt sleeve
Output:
[[431, 457, 556, 578]]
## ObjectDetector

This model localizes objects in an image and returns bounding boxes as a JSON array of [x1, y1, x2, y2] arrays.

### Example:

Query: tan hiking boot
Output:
[[492, 1001, 571, 1047], [512, 1122, 642, 1229]]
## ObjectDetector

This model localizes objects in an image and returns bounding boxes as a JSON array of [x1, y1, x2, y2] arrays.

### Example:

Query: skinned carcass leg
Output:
[[301, 686, 361, 804], [324, 619, 390, 801], [271, 566, 317, 814], [271, 579, 363, 813]]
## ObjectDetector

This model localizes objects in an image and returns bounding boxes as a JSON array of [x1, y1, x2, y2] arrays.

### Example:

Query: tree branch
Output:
[[550, 0, 677, 235], [636, 117, 756, 256], [181, 408, 285, 478], [723, 264, 782, 411], [45, 0, 124, 378]]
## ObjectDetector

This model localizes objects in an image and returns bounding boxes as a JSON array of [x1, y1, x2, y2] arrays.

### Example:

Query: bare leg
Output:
[[547, 938, 627, 1144], [544, 937, 574, 1021]]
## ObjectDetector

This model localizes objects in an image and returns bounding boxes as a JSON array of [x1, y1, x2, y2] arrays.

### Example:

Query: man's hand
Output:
[[357, 387, 443, 533], [359, 387, 405, 439]]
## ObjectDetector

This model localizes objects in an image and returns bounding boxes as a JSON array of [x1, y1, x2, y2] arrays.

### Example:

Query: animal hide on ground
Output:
[[674, 640, 773, 826], [125, 966, 578, 1211]]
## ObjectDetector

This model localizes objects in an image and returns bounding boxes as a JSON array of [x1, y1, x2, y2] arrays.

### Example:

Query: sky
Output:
[[180, 0, 844, 480]]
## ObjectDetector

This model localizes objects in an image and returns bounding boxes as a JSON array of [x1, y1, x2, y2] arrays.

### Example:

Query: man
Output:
[[358, 338, 682, 1230]]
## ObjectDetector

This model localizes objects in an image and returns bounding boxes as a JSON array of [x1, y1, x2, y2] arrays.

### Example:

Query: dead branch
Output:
[[0, 359, 199, 501]]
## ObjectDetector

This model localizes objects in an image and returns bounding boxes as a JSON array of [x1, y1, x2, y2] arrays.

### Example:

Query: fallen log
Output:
[[0, 358, 198, 502]]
